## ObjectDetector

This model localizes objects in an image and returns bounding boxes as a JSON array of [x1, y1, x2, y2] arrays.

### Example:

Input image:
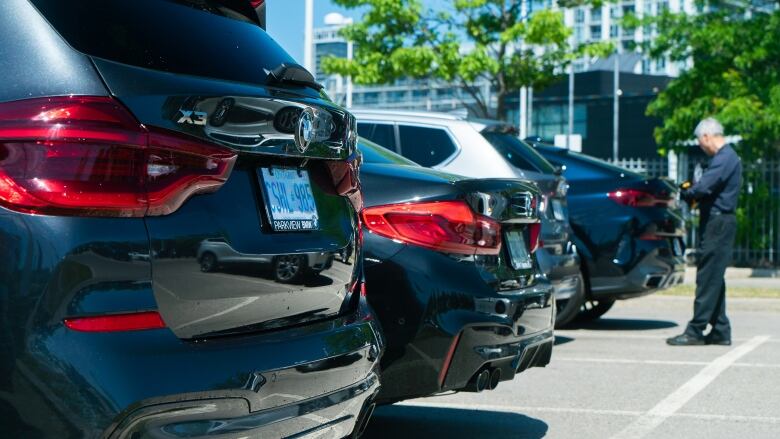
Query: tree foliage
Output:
[[639, 0, 780, 158], [323, 0, 611, 120]]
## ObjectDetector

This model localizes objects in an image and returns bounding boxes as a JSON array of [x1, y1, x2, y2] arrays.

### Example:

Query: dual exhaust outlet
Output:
[[465, 367, 502, 392]]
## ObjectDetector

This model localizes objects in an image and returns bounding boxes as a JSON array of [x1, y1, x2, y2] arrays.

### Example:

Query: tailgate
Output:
[[31, 0, 361, 339]]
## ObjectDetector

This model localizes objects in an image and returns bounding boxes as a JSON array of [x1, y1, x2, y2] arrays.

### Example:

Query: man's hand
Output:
[[679, 181, 696, 207]]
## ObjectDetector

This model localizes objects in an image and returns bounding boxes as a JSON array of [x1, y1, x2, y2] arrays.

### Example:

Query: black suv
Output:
[[0, 1, 381, 437]]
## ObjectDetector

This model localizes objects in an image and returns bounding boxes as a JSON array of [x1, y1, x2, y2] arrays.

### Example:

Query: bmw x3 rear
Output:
[[0, 1, 381, 437]]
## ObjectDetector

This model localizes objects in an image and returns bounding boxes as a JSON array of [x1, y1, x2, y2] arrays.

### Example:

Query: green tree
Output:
[[637, 0, 780, 158], [637, 1, 780, 264], [323, 0, 611, 120]]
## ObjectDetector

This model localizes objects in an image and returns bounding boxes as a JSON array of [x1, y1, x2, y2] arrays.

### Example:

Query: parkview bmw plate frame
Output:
[[258, 167, 320, 232]]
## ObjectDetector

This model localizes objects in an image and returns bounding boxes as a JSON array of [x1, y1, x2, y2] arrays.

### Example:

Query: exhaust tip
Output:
[[487, 368, 502, 390], [476, 369, 490, 392]]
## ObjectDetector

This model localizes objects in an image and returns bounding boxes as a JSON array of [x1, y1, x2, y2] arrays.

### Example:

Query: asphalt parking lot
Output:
[[363, 295, 780, 439]]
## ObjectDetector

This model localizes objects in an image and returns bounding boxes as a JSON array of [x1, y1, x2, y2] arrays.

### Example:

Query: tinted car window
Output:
[[31, 0, 293, 87], [357, 123, 396, 150], [397, 125, 457, 167], [358, 138, 419, 166], [539, 147, 643, 180], [482, 132, 556, 174]]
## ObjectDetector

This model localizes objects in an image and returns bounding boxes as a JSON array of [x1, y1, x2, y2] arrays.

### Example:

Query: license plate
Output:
[[506, 230, 533, 270], [551, 199, 565, 221], [259, 167, 319, 231]]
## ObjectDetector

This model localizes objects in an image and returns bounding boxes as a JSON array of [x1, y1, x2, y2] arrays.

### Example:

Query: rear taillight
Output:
[[361, 200, 501, 255], [0, 96, 236, 217], [64, 311, 166, 332], [607, 189, 673, 208]]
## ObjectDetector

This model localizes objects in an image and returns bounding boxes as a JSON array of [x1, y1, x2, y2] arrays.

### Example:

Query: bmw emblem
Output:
[[295, 107, 315, 153]]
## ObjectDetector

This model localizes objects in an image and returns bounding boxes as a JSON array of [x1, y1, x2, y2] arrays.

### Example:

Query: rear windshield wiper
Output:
[[267, 63, 323, 90]]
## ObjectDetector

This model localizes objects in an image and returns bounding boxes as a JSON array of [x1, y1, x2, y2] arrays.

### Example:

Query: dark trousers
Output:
[[685, 213, 737, 339]]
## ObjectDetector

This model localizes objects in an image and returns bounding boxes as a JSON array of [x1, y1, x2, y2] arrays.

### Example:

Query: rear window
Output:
[[357, 123, 396, 151], [359, 138, 419, 166], [482, 132, 556, 174], [397, 125, 458, 167], [31, 0, 293, 87], [540, 148, 643, 180]]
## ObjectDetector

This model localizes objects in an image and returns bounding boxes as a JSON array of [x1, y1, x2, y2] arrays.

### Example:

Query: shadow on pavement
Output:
[[567, 317, 678, 331], [363, 405, 548, 439], [554, 335, 575, 346]]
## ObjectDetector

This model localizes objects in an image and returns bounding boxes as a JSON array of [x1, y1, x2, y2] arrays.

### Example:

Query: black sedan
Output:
[[358, 139, 555, 404], [0, 1, 379, 437], [530, 143, 686, 320]]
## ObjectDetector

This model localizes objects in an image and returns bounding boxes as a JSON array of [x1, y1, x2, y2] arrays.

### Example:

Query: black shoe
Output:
[[666, 334, 706, 346], [706, 335, 732, 346]]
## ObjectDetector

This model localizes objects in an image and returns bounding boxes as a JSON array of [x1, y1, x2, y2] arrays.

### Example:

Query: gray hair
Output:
[[694, 117, 724, 138]]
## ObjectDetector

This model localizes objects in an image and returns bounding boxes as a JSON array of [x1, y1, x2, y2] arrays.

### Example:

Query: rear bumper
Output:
[[106, 374, 379, 439], [589, 244, 685, 300], [364, 242, 554, 403]]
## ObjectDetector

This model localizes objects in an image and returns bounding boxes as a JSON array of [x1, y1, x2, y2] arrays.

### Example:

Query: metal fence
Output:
[[608, 156, 780, 268]]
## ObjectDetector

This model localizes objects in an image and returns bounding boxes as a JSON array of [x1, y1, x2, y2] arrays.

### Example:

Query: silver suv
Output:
[[354, 109, 583, 327]]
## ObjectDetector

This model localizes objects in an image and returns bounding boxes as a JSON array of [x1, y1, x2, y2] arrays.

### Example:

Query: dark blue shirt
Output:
[[686, 144, 742, 215]]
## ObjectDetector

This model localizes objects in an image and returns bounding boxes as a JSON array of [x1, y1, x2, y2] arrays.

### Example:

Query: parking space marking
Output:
[[554, 356, 780, 368], [400, 401, 642, 417], [555, 332, 770, 342], [610, 335, 771, 439], [398, 401, 780, 425]]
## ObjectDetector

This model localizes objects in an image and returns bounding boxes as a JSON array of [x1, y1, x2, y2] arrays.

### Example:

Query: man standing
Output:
[[667, 118, 742, 346]]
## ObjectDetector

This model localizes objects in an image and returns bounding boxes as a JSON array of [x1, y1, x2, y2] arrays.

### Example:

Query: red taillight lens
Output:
[[64, 311, 166, 332], [0, 96, 236, 217], [607, 189, 672, 208], [361, 200, 501, 255], [528, 222, 542, 253]]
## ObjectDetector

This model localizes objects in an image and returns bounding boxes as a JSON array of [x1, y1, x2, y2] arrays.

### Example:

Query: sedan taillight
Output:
[[361, 200, 501, 255], [607, 189, 673, 208], [0, 96, 236, 217]]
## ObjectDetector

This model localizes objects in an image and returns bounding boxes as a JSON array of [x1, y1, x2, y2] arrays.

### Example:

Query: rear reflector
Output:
[[64, 311, 166, 332], [362, 200, 501, 255], [326, 154, 362, 212], [607, 189, 673, 208], [0, 96, 236, 217], [528, 222, 542, 253], [438, 332, 462, 387]]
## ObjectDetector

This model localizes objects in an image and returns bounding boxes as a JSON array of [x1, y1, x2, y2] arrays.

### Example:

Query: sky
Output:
[[266, 0, 361, 64]]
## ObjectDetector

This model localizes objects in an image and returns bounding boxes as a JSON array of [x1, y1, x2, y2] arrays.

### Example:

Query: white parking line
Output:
[[610, 335, 771, 439], [554, 356, 780, 368], [397, 401, 780, 425]]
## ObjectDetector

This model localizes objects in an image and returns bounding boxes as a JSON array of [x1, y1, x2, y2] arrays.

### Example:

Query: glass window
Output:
[[397, 125, 458, 167], [30, 0, 295, 89], [574, 26, 586, 43], [481, 132, 557, 174], [543, 150, 643, 181], [591, 7, 602, 22], [358, 138, 418, 166], [591, 25, 602, 40], [532, 104, 588, 141], [363, 93, 379, 104], [610, 25, 620, 38], [357, 123, 396, 150], [575, 9, 586, 23]]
